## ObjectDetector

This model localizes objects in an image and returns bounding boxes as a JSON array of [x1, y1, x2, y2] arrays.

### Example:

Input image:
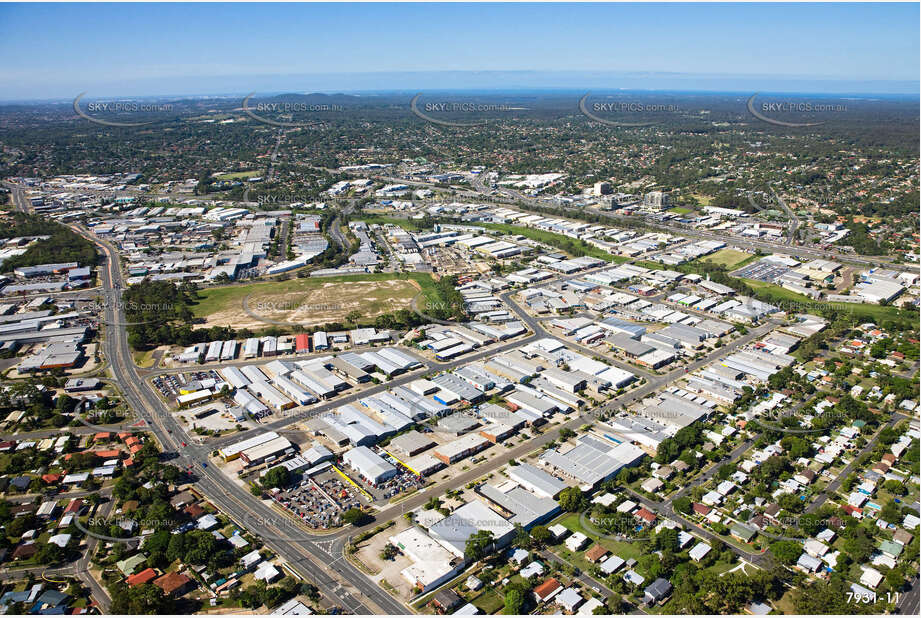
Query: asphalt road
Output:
[[537, 548, 648, 614], [805, 414, 906, 514], [70, 223, 406, 615], [0, 498, 114, 612], [288, 165, 912, 273], [463, 177, 917, 273], [144, 343, 428, 377], [16, 181, 912, 613], [319, 319, 779, 544], [770, 187, 800, 246], [897, 576, 920, 615], [265, 130, 283, 182], [13, 171, 918, 275], [623, 485, 772, 568]]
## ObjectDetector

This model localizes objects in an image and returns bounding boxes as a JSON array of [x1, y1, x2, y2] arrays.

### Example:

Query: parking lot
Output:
[[733, 259, 790, 282], [267, 448, 429, 530], [153, 369, 221, 404], [178, 401, 242, 433], [270, 467, 368, 529], [362, 449, 428, 501]]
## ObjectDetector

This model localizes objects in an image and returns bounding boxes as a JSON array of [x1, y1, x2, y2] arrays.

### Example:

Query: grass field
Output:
[[692, 194, 713, 206], [132, 349, 157, 368], [471, 590, 504, 614], [632, 256, 915, 330], [667, 206, 694, 215], [216, 170, 261, 180], [192, 272, 445, 328], [471, 223, 628, 263], [743, 279, 918, 328], [700, 248, 755, 269], [359, 216, 629, 262], [553, 512, 646, 562]]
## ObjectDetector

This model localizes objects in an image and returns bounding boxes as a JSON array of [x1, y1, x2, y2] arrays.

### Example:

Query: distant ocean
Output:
[[3, 71, 918, 104]]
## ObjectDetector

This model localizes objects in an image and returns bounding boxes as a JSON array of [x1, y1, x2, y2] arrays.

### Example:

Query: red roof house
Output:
[[634, 507, 657, 524], [534, 578, 562, 602], [126, 568, 158, 586], [153, 572, 192, 597]]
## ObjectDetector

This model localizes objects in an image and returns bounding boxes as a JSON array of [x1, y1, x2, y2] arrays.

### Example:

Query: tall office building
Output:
[[644, 191, 670, 210]]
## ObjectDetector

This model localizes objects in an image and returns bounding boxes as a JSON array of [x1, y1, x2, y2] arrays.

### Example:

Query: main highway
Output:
[[58, 203, 777, 614], [12, 184, 917, 616], [18, 166, 915, 274], [10, 183, 781, 614], [352, 167, 919, 274], [64, 218, 406, 614]]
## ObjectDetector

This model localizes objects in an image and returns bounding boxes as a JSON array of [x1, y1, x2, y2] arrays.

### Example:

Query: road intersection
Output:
[[7, 185, 916, 615], [66, 211, 781, 613]]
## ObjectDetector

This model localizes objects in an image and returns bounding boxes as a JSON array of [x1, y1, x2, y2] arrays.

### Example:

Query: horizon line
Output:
[[2, 86, 920, 106], [1, 69, 918, 103]]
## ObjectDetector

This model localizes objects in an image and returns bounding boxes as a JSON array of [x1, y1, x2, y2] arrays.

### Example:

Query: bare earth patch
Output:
[[201, 279, 421, 329]]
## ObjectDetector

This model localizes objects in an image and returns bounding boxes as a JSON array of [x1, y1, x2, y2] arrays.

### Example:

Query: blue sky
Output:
[[1, 2, 918, 99]]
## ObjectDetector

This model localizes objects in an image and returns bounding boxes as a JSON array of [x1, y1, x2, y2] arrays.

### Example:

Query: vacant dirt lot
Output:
[[199, 278, 420, 329]]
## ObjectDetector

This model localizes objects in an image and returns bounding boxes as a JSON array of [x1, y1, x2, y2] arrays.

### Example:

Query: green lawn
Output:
[[641, 250, 757, 272], [704, 558, 740, 575], [472, 589, 504, 614], [667, 207, 694, 215], [634, 253, 918, 330], [470, 223, 627, 263], [633, 260, 666, 271], [700, 248, 754, 269], [692, 194, 713, 207], [216, 170, 261, 180], [132, 349, 157, 368], [743, 279, 918, 328], [553, 512, 646, 562]]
